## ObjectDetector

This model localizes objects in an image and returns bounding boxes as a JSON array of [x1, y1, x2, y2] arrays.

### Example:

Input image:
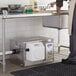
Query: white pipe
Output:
[[0, 51, 13, 56]]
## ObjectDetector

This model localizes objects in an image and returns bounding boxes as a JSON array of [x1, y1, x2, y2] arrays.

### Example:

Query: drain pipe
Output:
[[0, 49, 20, 56], [0, 51, 13, 56]]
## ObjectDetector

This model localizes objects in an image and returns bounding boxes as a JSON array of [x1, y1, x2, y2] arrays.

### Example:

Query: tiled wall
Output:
[[0, 17, 58, 52], [0, 0, 69, 55]]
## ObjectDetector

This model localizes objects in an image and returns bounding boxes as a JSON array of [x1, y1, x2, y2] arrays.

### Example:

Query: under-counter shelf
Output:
[[1, 10, 68, 72]]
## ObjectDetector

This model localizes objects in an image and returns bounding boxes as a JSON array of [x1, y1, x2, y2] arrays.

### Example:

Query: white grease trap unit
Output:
[[10, 36, 54, 66]]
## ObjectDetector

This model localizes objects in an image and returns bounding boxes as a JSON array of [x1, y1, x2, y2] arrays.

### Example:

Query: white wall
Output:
[[0, 0, 68, 10], [0, 0, 29, 4], [0, 16, 69, 52], [0, 0, 55, 5], [0, 0, 69, 53], [0, 17, 58, 51], [60, 29, 69, 47]]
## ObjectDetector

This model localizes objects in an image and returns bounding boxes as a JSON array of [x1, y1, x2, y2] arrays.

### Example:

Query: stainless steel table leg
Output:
[[58, 29, 60, 53], [2, 18, 6, 73], [58, 15, 62, 53]]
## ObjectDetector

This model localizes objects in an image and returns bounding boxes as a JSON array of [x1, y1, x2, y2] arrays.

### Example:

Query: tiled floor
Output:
[[0, 49, 69, 76]]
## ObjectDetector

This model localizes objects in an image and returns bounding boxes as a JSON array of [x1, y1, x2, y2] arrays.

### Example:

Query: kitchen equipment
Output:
[[9, 36, 54, 66], [45, 42, 54, 60], [24, 5, 33, 13], [26, 41, 45, 61], [8, 5, 21, 10], [8, 5, 23, 14]]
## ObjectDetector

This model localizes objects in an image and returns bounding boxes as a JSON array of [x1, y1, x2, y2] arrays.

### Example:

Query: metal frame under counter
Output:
[[0, 10, 68, 72]]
